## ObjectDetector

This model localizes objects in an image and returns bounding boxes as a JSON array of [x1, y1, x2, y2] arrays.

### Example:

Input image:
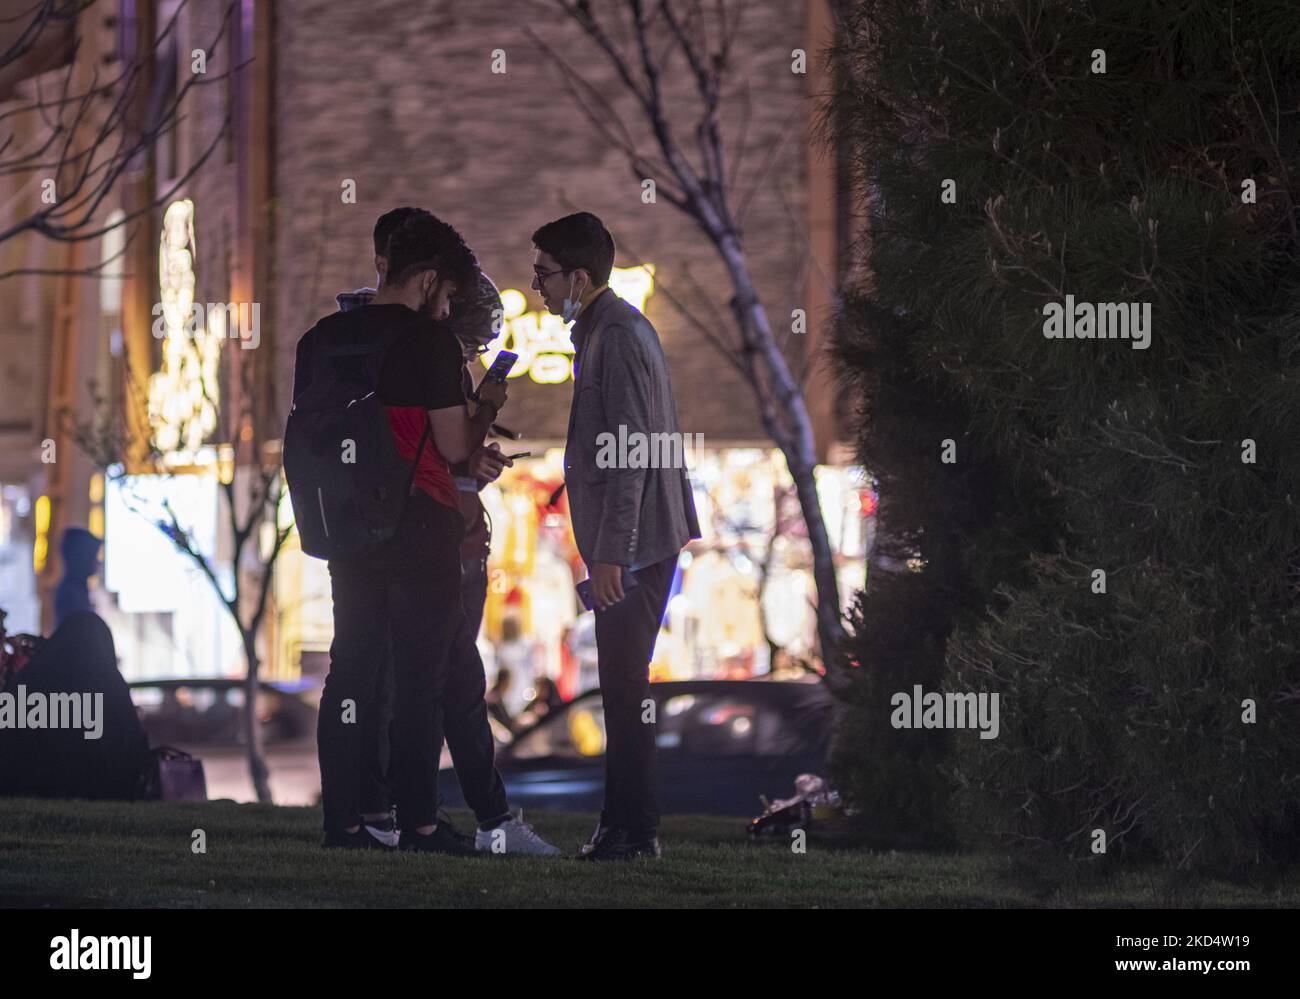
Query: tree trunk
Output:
[[716, 234, 848, 673], [240, 631, 273, 804], [788, 449, 849, 678]]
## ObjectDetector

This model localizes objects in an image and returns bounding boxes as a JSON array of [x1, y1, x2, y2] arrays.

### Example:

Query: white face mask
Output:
[[561, 272, 584, 323]]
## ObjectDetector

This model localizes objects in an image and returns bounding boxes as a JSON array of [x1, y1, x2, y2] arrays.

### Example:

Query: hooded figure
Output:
[[54, 528, 102, 629], [0, 611, 149, 799]]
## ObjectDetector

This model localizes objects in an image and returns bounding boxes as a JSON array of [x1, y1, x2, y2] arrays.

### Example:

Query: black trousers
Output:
[[461, 553, 489, 639], [594, 555, 677, 838], [359, 550, 508, 825], [319, 495, 463, 832]]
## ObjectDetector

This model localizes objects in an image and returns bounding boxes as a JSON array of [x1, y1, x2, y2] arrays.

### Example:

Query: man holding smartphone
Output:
[[297, 211, 501, 852], [331, 210, 557, 856], [531, 212, 701, 860]]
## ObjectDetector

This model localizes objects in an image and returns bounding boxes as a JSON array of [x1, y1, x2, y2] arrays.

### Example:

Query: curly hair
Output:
[[385, 212, 479, 293], [372, 206, 427, 258]]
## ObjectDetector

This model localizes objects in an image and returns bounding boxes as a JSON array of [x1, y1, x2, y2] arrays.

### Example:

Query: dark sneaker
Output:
[[399, 821, 479, 856], [578, 827, 663, 862], [321, 826, 394, 851], [435, 811, 476, 851]]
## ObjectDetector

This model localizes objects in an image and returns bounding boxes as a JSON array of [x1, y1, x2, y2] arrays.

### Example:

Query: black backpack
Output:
[[284, 321, 428, 559]]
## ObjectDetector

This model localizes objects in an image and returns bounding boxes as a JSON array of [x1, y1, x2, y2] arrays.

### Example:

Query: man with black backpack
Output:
[[332, 208, 558, 857], [288, 212, 505, 854]]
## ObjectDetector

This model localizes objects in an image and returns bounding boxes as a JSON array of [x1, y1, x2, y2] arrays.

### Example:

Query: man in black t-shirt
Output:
[[295, 213, 508, 854], [330, 212, 558, 857]]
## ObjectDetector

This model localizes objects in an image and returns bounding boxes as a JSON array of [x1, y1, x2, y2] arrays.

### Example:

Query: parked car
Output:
[[438, 679, 833, 816], [128, 679, 321, 804]]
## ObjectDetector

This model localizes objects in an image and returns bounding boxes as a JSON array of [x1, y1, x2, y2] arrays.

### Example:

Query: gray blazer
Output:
[[564, 289, 701, 570]]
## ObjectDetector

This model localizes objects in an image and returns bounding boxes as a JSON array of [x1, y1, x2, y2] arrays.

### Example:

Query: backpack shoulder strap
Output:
[[406, 418, 431, 496]]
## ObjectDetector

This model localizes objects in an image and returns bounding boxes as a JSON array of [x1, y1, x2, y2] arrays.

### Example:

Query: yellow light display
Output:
[[88, 473, 105, 540], [481, 264, 655, 384], [147, 199, 222, 467], [33, 494, 50, 572]]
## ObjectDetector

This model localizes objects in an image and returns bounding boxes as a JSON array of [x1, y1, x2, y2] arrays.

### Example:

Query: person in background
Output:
[[0, 611, 149, 801], [485, 667, 516, 738], [54, 528, 102, 629], [518, 675, 564, 729]]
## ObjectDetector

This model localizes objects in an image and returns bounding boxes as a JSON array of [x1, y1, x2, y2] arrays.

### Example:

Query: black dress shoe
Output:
[[577, 820, 614, 858], [579, 827, 663, 862]]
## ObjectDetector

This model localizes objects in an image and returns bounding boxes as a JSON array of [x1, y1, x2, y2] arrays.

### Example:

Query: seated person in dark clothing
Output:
[[0, 610, 149, 800]]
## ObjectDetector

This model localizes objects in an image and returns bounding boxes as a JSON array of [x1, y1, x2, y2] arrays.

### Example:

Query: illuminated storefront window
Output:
[[101, 470, 242, 680], [473, 447, 870, 701]]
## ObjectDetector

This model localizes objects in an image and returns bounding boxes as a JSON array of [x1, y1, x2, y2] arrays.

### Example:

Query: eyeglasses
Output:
[[532, 267, 568, 286]]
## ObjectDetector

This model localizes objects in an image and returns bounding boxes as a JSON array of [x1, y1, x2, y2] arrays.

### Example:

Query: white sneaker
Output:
[[474, 810, 561, 856], [362, 812, 400, 849]]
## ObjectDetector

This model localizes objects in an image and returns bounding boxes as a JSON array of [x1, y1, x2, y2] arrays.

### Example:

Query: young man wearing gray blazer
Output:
[[532, 212, 701, 860]]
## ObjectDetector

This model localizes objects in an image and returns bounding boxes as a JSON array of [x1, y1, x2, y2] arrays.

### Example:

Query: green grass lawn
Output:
[[1, 797, 1297, 908]]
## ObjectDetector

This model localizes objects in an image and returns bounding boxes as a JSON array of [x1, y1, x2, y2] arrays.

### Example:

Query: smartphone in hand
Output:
[[481, 350, 519, 385], [576, 568, 639, 611]]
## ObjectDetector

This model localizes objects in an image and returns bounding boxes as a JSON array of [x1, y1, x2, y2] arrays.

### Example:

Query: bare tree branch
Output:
[[0, 215, 137, 278], [0, 0, 239, 260]]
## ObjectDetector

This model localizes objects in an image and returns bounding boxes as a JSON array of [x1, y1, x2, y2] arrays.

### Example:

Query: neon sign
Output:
[[480, 264, 655, 384]]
